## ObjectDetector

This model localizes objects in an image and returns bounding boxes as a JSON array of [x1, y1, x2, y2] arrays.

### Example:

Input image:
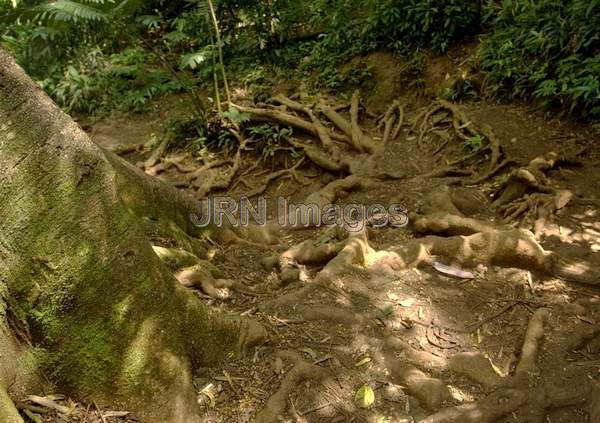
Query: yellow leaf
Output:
[[399, 298, 415, 307], [355, 356, 371, 367], [354, 385, 375, 408]]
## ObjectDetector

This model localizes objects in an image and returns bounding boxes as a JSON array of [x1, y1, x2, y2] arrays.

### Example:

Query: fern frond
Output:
[[41, 0, 108, 22]]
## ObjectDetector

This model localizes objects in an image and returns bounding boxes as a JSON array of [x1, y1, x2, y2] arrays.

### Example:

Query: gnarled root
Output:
[[255, 350, 328, 423], [315, 229, 374, 283], [272, 95, 337, 156], [350, 90, 376, 153], [244, 156, 307, 197], [154, 245, 246, 299], [276, 237, 346, 285], [175, 264, 238, 300], [405, 212, 600, 285], [285, 175, 371, 229], [492, 152, 578, 228], [447, 352, 503, 389], [420, 309, 587, 423], [196, 130, 247, 197], [385, 360, 451, 411], [413, 100, 503, 174], [232, 103, 348, 143]]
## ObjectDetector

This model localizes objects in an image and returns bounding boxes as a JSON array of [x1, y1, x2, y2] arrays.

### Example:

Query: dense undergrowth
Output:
[[479, 0, 600, 120], [1, 0, 598, 124]]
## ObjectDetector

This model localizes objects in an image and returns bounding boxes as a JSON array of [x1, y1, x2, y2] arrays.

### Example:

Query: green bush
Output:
[[364, 0, 480, 54], [38, 47, 185, 115], [295, 0, 479, 90], [479, 0, 600, 120]]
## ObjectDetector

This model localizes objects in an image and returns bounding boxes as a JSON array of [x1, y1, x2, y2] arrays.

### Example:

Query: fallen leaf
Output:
[[355, 356, 372, 367], [355, 385, 375, 408], [301, 348, 317, 360], [433, 262, 475, 279], [399, 298, 415, 307]]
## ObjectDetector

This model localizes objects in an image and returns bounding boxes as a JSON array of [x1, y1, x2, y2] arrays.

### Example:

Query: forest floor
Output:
[[50, 51, 600, 423]]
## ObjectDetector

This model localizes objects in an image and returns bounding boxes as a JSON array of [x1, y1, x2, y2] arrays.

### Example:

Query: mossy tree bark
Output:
[[0, 47, 262, 421]]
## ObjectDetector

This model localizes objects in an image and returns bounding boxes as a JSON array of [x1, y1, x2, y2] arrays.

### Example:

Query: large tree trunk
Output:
[[0, 48, 264, 421]]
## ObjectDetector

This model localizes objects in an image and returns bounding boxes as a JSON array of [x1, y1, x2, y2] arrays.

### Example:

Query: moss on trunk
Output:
[[0, 47, 261, 421]]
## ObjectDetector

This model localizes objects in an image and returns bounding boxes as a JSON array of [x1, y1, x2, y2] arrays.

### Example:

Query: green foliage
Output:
[[364, 0, 479, 54], [246, 123, 297, 163], [464, 134, 485, 152], [479, 0, 600, 120], [3, 0, 598, 127], [220, 105, 250, 124], [312, 60, 374, 91], [163, 115, 207, 152], [400, 51, 427, 89], [38, 47, 185, 114], [440, 77, 477, 101], [39, 0, 110, 22]]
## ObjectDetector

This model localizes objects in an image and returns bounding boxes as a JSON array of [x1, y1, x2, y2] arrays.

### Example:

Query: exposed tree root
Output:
[[384, 336, 448, 373], [412, 100, 504, 173], [420, 309, 587, 423], [319, 102, 353, 145], [418, 185, 485, 216], [375, 100, 405, 158], [288, 139, 347, 172], [447, 352, 503, 389], [154, 245, 252, 300], [315, 229, 373, 282], [276, 236, 346, 285], [293, 305, 368, 326], [110, 142, 146, 156], [412, 212, 506, 236], [176, 264, 238, 299], [222, 95, 405, 222], [404, 212, 599, 285], [145, 154, 199, 177], [378, 100, 400, 132], [385, 359, 451, 411], [494, 152, 562, 207], [172, 158, 232, 188], [492, 152, 579, 228], [350, 90, 376, 153], [244, 156, 308, 197], [232, 103, 348, 142], [196, 130, 247, 197], [272, 95, 337, 155], [460, 158, 517, 185], [255, 351, 328, 423], [141, 138, 168, 171], [285, 175, 372, 229], [392, 103, 405, 140], [421, 166, 472, 179]]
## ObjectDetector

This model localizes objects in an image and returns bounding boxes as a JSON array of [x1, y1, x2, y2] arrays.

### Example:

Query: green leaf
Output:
[[354, 356, 371, 367], [354, 385, 375, 408], [180, 51, 208, 70], [41, 0, 108, 22]]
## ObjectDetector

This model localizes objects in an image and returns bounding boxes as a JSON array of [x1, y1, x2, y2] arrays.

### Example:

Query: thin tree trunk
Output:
[[207, 0, 231, 104]]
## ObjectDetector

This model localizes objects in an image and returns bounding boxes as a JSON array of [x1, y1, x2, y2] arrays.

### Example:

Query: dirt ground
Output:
[[39, 52, 600, 423]]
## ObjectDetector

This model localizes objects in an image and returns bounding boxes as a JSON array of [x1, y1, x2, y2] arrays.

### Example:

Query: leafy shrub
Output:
[[38, 48, 185, 115], [479, 0, 600, 120], [364, 0, 480, 54]]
